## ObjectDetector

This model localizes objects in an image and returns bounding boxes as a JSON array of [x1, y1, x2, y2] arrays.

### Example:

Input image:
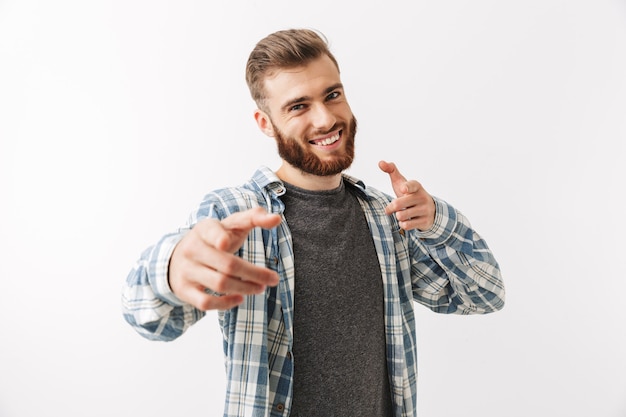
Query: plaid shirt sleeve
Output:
[[120, 187, 230, 341], [121, 227, 207, 341], [410, 197, 506, 314], [121, 168, 279, 344]]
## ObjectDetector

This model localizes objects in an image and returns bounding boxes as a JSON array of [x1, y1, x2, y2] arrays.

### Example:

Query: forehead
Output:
[[263, 55, 341, 103]]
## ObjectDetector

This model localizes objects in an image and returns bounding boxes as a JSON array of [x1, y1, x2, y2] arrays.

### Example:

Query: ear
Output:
[[254, 109, 275, 137]]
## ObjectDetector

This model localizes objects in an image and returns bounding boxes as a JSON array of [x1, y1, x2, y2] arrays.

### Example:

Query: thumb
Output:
[[378, 160, 408, 197]]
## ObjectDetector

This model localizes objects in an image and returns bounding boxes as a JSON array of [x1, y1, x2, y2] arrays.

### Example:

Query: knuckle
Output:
[[212, 277, 230, 293], [219, 256, 239, 274], [197, 297, 215, 311], [178, 242, 194, 259], [177, 236, 198, 258]]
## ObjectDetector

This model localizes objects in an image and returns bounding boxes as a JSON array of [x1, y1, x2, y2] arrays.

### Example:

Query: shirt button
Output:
[[399, 229, 405, 236], [273, 256, 279, 265], [276, 403, 285, 412], [287, 351, 292, 360]]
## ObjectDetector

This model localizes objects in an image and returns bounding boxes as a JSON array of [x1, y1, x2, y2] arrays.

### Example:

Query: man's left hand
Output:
[[379, 160, 436, 231]]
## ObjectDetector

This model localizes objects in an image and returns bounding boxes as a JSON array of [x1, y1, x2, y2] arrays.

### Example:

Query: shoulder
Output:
[[195, 166, 281, 220], [342, 174, 393, 207]]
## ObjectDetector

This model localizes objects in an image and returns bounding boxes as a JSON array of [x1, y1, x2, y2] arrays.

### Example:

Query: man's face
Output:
[[258, 55, 357, 176]]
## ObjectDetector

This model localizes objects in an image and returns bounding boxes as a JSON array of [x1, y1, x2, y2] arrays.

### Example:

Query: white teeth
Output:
[[317, 133, 340, 146]]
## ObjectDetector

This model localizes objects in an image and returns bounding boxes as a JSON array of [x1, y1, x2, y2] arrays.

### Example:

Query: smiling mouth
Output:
[[309, 131, 341, 146]]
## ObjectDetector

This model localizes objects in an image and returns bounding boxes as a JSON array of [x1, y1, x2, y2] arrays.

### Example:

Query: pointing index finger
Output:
[[214, 208, 282, 252], [379, 160, 409, 196], [220, 207, 282, 231]]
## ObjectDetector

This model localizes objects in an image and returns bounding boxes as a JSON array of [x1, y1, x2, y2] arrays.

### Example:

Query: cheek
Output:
[[339, 105, 354, 120], [283, 120, 309, 140]]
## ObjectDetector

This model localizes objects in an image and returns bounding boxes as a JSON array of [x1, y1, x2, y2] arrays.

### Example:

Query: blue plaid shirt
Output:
[[122, 166, 505, 417]]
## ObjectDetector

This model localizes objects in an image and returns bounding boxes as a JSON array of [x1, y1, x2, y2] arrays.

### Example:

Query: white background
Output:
[[1, 0, 625, 416]]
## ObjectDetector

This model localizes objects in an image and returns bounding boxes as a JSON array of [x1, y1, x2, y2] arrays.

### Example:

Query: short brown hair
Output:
[[245, 28, 340, 111]]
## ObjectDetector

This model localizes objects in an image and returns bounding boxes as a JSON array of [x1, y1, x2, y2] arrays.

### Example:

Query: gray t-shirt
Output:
[[282, 180, 393, 417]]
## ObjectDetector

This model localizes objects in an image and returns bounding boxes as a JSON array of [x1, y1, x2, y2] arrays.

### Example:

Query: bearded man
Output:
[[122, 28, 505, 417]]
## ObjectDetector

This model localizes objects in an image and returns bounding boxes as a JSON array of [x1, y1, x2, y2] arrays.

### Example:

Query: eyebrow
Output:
[[280, 83, 344, 112]]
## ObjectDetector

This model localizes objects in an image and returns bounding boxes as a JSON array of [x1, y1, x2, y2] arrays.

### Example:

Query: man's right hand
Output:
[[168, 207, 282, 311]]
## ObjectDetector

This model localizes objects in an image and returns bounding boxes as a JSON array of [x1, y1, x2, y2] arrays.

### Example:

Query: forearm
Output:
[[121, 233, 206, 341], [411, 198, 505, 314]]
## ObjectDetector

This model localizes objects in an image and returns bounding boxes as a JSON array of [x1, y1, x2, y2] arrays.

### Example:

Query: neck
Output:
[[276, 163, 342, 191]]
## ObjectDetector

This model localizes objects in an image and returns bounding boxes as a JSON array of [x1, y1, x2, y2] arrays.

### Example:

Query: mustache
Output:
[[308, 124, 342, 138], [307, 117, 357, 140]]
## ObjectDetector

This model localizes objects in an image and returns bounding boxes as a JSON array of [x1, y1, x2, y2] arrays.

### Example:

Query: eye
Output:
[[289, 103, 306, 112], [326, 91, 340, 101]]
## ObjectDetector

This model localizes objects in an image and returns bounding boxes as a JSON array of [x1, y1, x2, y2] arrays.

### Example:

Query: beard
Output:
[[272, 116, 357, 177]]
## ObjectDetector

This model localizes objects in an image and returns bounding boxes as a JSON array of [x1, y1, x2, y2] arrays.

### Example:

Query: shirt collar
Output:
[[251, 166, 369, 199]]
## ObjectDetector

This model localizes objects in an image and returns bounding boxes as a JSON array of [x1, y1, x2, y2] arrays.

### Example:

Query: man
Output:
[[122, 28, 505, 417]]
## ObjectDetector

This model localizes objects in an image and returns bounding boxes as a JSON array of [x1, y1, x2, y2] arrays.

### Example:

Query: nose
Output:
[[310, 103, 336, 131]]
